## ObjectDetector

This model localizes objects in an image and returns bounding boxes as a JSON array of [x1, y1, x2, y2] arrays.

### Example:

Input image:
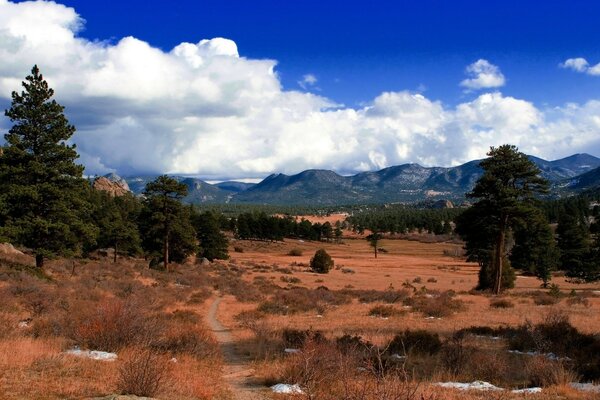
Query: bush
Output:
[[233, 246, 244, 253], [73, 299, 152, 351], [287, 248, 303, 257], [368, 305, 400, 318], [490, 298, 514, 308], [409, 291, 465, 317], [282, 328, 326, 348], [117, 347, 170, 397], [310, 249, 334, 274], [525, 356, 576, 387], [533, 292, 560, 305], [387, 330, 442, 355]]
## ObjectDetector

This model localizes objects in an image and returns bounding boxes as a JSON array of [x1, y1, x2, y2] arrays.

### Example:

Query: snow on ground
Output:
[[436, 381, 543, 393], [284, 348, 300, 354], [570, 383, 600, 393], [436, 381, 503, 391], [271, 383, 304, 394], [65, 348, 118, 361]]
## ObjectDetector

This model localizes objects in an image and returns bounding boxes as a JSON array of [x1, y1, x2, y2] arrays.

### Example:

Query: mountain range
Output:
[[100, 153, 600, 205]]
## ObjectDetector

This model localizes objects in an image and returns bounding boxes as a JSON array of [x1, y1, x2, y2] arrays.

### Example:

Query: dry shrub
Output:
[[259, 286, 351, 315], [117, 347, 171, 397], [0, 313, 18, 339], [490, 298, 514, 308], [150, 325, 219, 359], [525, 356, 577, 387], [533, 292, 560, 305], [566, 295, 590, 307], [187, 288, 212, 304], [73, 298, 153, 351], [282, 329, 326, 348], [368, 305, 402, 318], [386, 330, 442, 356], [409, 291, 465, 317], [234, 309, 266, 329], [345, 288, 411, 304], [449, 349, 513, 386], [287, 248, 303, 256]]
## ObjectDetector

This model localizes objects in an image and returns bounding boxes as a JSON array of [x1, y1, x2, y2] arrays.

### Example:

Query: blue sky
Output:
[[1, 0, 600, 179], [55, 0, 600, 107]]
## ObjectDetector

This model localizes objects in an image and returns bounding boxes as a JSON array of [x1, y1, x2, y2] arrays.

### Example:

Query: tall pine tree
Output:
[[0, 66, 96, 268], [456, 145, 548, 294]]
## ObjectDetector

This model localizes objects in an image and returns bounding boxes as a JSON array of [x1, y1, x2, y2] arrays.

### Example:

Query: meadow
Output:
[[1, 221, 599, 399]]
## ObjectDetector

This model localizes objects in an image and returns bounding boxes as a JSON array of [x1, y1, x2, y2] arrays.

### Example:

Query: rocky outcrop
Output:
[[92, 176, 131, 197]]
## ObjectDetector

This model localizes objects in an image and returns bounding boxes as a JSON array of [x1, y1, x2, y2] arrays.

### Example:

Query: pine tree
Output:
[[0, 66, 96, 268], [456, 145, 548, 294], [141, 175, 196, 271], [193, 210, 229, 261], [557, 209, 591, 281], [510, 210, 559, 287]]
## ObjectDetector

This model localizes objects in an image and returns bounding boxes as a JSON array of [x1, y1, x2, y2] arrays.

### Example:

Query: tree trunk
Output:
[[113, 240, 118, 263], [493, 215, 509, 295], [35, 253, 44, 269], [164, 229, 169, 272], [374, 240, 378, 259]]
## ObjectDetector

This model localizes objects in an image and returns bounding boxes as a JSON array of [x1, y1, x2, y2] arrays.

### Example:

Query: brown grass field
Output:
[[1, 228, 599, 399]]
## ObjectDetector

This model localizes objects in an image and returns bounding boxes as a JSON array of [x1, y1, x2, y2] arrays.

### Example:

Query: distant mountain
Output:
[[117, 153, 600, 205], [123, 176, 234, 204], [214, 181, 256, 193], [567, 166, 600, 192]]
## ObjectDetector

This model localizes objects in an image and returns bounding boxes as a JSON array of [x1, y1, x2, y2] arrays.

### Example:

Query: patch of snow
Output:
[[436, 381, 502, 391], [18, 321, 30, 328], [315, 315, 323, 318], [170, 357, 178, 363], [271, 383, 304, 394], [284, 348, 300, 354], [508, 350, 569, 361], [512, 387, 543, 394], [570, 383, 600, 393], [298, 240, 304, 243], [65, 348, 117, 361], [390, 354, 406, 360]]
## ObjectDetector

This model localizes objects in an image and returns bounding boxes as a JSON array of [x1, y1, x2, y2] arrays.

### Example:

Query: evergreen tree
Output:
[[92, 192, 142, 262], [141, 175, 196, 270], [193, 210, 229, 261], [0, 66, 96, 268], [456, 145, 547, 294], [557, 209, 592, 281], [366, 231, 382, 258], [510, 210, 558, 287], [310, 249, 334, 273]]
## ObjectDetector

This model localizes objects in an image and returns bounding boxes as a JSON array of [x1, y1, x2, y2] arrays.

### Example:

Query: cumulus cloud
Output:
[[560, 57, 600, 76], [298, 73, 318, 90], [0, 1, 599, 180], [460, 59, 506, 90]]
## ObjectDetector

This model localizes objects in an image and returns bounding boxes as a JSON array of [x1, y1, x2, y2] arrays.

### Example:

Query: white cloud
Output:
[[0, 1, 599, 179], [560, 57, 600, 76], [298, 73, 318, 90], [460, 59, 506, 90]]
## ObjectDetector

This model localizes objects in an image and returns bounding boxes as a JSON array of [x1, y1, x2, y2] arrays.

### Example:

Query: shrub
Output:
[[387, 330, 442, 356], [426, 277, 437, 283], [548, 283, 561, 298], [490, 298, 514, 308], [409, 291, 465, 317], [412, 277, 422, 284], [150, 325, 218, 359], [287, 248, 303, 257], [533, 293, 560, 305], [233, 246, 244, 253], [282, 329, 326, 348], [368, 305, 400, 318], [525, 356, 576, 387], [566, 295, 590, 307], [73, 298, 152, 351], [310, 249, 333, 274], [117, 347, 170, 397]]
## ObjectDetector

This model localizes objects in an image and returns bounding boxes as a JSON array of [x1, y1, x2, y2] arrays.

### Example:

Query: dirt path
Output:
[[206, 296, 272, 400]]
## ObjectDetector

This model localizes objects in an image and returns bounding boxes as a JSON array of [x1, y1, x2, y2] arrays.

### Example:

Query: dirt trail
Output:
[[206, 296, 272, 400]]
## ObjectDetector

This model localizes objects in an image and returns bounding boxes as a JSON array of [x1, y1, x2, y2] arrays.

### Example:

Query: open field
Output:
[[1, 233, 599, 399]]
